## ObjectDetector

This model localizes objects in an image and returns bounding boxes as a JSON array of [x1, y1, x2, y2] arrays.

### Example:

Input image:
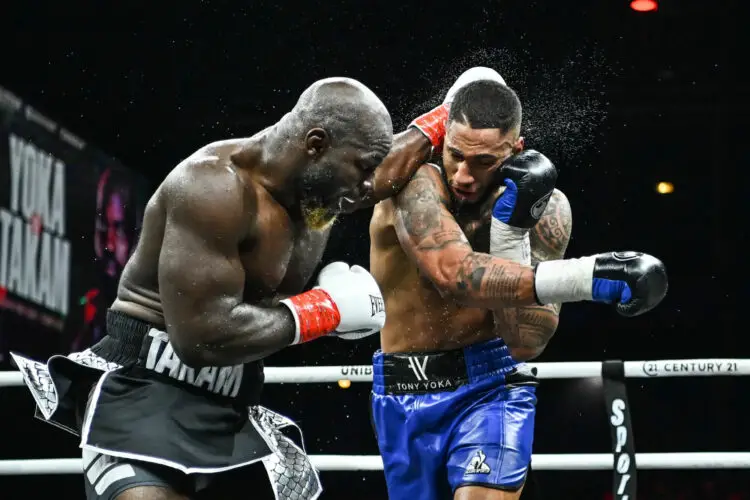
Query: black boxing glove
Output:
[[492, 150, 558, 229], [534, 251, 668, 317], [490, 150, 558, 264]]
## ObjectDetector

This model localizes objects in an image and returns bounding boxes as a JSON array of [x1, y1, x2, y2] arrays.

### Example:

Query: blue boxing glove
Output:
[[490, 150, 558, 264], [534, 251, 668, 317]]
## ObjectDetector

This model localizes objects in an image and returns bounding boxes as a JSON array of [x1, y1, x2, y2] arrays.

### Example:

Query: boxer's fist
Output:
[[534, 251, 668, 317], [591, 252, 668, 317], [409, 104, 449, 149], [316, 262, 385, 339], [493, 150, 558, 229]]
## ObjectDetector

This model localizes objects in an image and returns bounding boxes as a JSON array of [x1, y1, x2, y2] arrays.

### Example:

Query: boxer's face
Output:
[[443, 120, 523, 204], [299, 140, 385, 227]]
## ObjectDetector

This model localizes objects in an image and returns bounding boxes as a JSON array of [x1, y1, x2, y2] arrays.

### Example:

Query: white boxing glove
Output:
[[315, 263, 385, 340], [444, 66, 507, 104]]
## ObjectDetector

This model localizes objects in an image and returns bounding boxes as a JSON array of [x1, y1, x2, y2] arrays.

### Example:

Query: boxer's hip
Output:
[[13, 310, 265, 434], [370, 336, 538, 455], [372, 336, 538, 397], [370, 338, 538, 494], [12, 310, 322, 499]]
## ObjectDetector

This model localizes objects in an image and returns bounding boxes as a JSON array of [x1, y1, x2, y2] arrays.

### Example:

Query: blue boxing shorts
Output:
[[371, 338, 538, 499]]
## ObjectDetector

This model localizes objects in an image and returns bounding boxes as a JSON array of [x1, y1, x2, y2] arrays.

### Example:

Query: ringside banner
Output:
[[0, 85, 148, 365]]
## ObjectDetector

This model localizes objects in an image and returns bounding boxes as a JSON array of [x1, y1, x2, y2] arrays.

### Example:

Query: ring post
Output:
[[602, 360, 637, 499]]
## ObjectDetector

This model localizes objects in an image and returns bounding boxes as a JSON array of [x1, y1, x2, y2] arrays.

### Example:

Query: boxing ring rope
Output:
[[0, 453, 748, 475], [1, 358, 748, 490], [2, 358, 749, 385]]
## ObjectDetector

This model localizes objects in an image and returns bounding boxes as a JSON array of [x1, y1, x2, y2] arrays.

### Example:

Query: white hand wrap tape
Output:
[[490, 218, 531, 265], [534, 257, 596, 305]]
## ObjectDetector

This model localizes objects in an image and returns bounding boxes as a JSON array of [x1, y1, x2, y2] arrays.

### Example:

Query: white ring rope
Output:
[[1, 358, 748, 386], [1, 358, 748, 475], [0, 453, 748, 475]]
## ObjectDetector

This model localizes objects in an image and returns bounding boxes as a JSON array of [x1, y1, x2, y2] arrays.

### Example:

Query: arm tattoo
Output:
[[395, 167, 533, 306], [455, 253, 523, 301], [397, 168, 465, 248], [455, 253, 491, 293], [530, 189, 573, 264], [496, 190, 573, 358]]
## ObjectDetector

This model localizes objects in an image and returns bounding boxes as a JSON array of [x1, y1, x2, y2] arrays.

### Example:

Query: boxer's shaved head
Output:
[[293, 77, 393, 154], [449, 80, 522, 134], [285, 78, 393, 228]]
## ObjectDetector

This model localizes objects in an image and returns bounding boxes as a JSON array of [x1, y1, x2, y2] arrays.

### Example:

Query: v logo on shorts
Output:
[[465, 450, 491, 474], [407, 356, 429, 381]]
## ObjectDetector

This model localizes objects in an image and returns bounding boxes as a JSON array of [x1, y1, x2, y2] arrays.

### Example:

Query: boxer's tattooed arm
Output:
[[530, 189, 572, 315], [394, 166, 537, 309], [530, 190, 573, 267], [495, 190, 573, 360]]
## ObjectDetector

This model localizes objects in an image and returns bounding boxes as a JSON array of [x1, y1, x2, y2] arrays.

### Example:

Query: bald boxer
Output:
[[369, 68, 668, 499], [12, 76, 447, 500]]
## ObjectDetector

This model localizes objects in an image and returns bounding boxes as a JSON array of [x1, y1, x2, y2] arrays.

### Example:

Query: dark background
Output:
[[0, 0, 747, 498]]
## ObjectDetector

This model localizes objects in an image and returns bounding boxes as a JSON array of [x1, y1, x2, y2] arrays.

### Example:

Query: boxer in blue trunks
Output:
[[368, 68, 668, 499]]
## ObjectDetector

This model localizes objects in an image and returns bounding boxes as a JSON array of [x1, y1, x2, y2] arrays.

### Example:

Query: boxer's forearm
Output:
[[359, 129, 432, 208], [419, 246, 544, 309], [437, 250, 539, 309], [174, 304, 296, 367]]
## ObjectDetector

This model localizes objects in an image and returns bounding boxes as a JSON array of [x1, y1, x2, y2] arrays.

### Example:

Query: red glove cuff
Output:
[[281, 289, 341, 344], [409, 104, 450, 150]]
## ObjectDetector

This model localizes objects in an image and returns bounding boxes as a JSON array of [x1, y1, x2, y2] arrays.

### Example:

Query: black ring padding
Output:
[[601, 359, 625, 380]]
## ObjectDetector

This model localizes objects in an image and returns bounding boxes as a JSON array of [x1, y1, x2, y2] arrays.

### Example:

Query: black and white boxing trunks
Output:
[[11, 310, 322, 500]]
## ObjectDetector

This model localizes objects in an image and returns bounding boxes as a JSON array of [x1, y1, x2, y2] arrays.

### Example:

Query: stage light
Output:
[[656, 181, 674, 194], [631, 0, 658, 12], [338, 379, 352, 389]]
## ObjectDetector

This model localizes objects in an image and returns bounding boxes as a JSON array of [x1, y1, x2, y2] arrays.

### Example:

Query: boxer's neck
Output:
[[237, 124, 303, 209]]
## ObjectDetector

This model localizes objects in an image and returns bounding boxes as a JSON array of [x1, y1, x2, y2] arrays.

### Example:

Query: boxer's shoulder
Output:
[[394, 163, 451, 209], [160, 154, 260, 241], [547, 188, 569, 209], [192, 138, 252, 160], [537, 189, 571, 226], [529, 188, 573, 262]]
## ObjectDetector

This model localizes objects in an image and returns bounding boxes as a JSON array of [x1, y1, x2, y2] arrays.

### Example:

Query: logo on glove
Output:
[[612, 251, 642, 262], [529, 190, 553, 220], [370, 295, 385, 317]]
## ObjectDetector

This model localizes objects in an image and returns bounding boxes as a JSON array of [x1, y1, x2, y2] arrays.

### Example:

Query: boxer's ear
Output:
[[512, 136, 525, 154], [305, 128, 330, 157]]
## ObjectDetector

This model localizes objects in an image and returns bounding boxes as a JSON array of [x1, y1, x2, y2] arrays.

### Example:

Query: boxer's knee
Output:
[[454, 484, 525, 500], [114, 485, 189, 500]]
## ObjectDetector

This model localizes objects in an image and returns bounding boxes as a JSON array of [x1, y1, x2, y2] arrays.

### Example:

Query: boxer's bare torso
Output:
[[370, 164, 497, 353], [112, 138, 331, 331], [370, 163, 571, 355]]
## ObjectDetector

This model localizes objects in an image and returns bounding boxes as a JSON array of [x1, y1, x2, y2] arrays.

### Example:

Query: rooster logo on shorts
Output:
[[465, 450, 491, 474]]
